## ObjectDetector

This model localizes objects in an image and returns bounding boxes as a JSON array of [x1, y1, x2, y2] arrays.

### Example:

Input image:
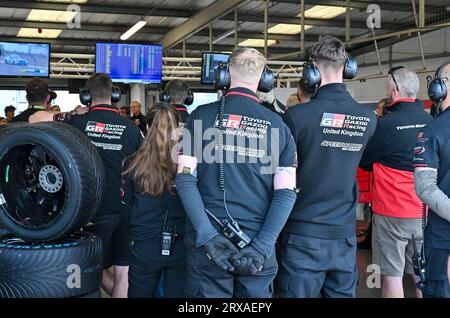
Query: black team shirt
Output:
[[54, 104, 143, 216], [283, 83, 377, 239]]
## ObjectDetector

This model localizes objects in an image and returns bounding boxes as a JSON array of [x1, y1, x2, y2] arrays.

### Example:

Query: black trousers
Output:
[[422, 247, 450, 298], [184, 231, 277, 298], [276, 232, 358, 298], [128, 237, 186, 298]]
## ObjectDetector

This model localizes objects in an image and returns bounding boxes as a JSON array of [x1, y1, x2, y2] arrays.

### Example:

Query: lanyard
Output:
[[224, 91, 260, 104], [30, 105, 47, 110]]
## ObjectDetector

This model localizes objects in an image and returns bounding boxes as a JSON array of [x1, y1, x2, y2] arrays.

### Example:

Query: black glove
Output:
[[202, 234, 240, 272], [233, 245, 265, 275]]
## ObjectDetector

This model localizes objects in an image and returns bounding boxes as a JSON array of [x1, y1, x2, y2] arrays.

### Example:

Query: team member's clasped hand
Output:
[[233, 245, 265, 275], [202, 234, 240, 272]]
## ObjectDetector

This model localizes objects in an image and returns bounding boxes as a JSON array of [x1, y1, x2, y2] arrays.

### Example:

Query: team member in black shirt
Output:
[[123, 103, 186, 298], [279, 36, 377, 298], [163, 80, 192, 124], [11, 78, 52, 123], [176, 47, 297, 298], [30, 73, 143, 298], [414, 62, 450, 298]]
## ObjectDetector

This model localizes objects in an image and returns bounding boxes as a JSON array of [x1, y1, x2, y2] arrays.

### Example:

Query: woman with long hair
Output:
[[123, 102, 186, 298]]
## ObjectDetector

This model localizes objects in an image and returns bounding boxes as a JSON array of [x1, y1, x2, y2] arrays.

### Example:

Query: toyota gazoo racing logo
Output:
[[85, 121, 107, 133], [320, 113, 346, 128], [222, 114, 243, 129]]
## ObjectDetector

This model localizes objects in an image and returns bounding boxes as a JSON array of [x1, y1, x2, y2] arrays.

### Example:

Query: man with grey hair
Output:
[[413, 62, 450, 298], [360, 66, 431, 298], [176, 47, 297, 297], [279, 35, 377, 298]]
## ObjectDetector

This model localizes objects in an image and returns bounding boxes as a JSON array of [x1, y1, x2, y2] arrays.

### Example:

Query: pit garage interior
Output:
[[0, 0, 449, 299]]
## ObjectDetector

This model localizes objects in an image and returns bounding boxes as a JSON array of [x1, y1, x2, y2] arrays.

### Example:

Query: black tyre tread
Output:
[[25, 123, 98, 239], [50, 122, 105, 221], [0, 122, 103, 241], [0, 232, 102, 298]]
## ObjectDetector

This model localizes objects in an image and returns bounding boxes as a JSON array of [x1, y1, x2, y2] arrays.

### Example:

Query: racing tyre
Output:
[[0, 122, 105, 241], [0, 231, 103, 298]]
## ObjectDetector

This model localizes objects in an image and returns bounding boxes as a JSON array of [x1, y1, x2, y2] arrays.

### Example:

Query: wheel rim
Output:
[[0, 144, 68, 230]]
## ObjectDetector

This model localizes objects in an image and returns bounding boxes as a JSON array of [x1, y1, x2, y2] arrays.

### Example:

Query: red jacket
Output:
[[360, 99, 432, 218]]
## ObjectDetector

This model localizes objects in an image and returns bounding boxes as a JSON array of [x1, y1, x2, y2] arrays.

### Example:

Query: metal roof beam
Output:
[[159, 0, 249, 49], [0, 0, 410, 30]]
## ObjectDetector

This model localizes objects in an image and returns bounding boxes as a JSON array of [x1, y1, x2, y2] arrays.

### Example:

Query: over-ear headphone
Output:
[[160, 81, 194, 106], [302, 56, 358, 91], [214, 63, 275, 93], [79, 86, 122, 106], [427, 61, 450, 103]]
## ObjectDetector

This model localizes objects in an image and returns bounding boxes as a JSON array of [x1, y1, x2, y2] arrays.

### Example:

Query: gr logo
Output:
[[320, 113, 346, 128], [66, 264, 81, 289]]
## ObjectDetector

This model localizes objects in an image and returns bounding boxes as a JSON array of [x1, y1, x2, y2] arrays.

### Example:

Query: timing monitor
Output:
[[0, 42, 50, 77], [201, 52, 230, 85], [96, 43, 163, 84]]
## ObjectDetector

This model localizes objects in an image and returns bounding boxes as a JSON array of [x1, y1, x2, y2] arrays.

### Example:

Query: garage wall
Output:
[[349, 27, 450, 102]]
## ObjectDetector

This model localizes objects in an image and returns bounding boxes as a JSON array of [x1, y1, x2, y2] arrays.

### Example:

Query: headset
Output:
[[79, 86, 122, 106], [159, 80, 194, 106], [302, 56, 358, 92], [214, 63, 275, 93], [427, 61, 450, 103]]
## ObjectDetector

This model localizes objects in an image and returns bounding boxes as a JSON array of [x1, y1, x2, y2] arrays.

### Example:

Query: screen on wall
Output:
[[201, 52, 230, 85], [0, 42, 50, 77], [96, 43, 163, 84]]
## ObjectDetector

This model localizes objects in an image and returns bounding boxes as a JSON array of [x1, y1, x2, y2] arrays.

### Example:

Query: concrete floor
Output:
[[356, 247, 417, 298]]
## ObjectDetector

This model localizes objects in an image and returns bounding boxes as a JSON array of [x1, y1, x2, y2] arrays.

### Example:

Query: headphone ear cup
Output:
[[214, 63, 231, 91], [111, 86, 122, 103], [79, 88, 92, 106], [343, 56, 358, 79], [428, 79, 448, 103], [185, 90, 194, 106], [160, 90, 171, 103], [258, 66, 275, 93], [302, 62, 321, 91]]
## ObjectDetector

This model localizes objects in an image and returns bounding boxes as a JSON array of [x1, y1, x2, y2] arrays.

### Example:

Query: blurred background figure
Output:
[[297, 78, 315, 104], [374, 98, 389, 117], [257, 89, 286, 115], [4, 105, 15, 122], [130, 101, 147, 135], [120, 106, 131, 119], [285, 94, 300, 109], [51, 105, 61, 113], [0, 117, 7, 125]]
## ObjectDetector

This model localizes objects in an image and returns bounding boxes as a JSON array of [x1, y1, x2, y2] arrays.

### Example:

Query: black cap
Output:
[[26, 77, 52, 104]]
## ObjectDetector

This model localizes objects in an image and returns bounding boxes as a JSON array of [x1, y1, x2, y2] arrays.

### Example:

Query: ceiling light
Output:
[[26, 9, 78, 23], [299, 5, 349, 19], [239, 39, 276, 47], [37, 0, 88, 3], [121, 20, 147, 41], [268, 23, 313, 35], [17, 28, 62, 38]]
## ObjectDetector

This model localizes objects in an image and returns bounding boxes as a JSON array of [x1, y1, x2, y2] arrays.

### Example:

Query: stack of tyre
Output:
[[0, 122, 105, 298]]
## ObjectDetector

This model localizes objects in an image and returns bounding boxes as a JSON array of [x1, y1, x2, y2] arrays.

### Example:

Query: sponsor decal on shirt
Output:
[[85, 121, 126, 140], [320, 113, 371, 138], [215, 114, 271, 139], [320, 113, 345, 128], [396, 124, 427, 131]]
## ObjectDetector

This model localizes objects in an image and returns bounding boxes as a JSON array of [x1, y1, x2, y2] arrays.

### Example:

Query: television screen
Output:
[[201, 52, 230, 85], [188, 92, 219, 113], [0, 42, 50, 77], [96, 43, 162, 84]]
